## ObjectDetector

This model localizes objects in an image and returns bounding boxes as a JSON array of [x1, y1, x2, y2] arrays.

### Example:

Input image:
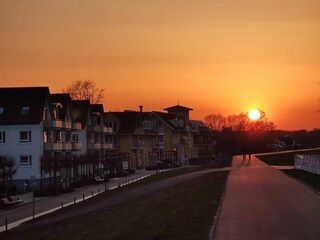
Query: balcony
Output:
[[73, 122, 82, 130], [132, 142, 144, 149], [44, 142, 74, 151], [155, 142, 165, 149], [87, 125, 102, 132], [44, 120, 63, 129], [44, 142, 63, 151], [64, 143, 72, 151], [103, 127, 114, 134], [88, 143, 101, 149], [180, 136, 189, 144], [157, 127, 165, 135], [63, 121, 72, 129], [72, 142, 82, 150], [101, 143, 117, 149]]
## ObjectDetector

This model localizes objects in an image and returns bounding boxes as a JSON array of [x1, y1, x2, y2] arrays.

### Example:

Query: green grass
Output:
[[257, 149, 320, 166], [282, 169, 320, 193], [4, 171, 229, 240]]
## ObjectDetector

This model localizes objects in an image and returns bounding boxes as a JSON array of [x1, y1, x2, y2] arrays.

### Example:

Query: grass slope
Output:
[[5, 171, 229, 240]]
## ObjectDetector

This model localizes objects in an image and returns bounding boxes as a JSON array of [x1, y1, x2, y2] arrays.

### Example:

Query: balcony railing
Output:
[[88, 143, 101, 149], [155, 142, 165, 149], [44, 120, 63, 129], [103, 127, 114, 134], [101, 143, 117, 149], [132, 142, 144, 149], [63, 121, 72, 129], [87, 125, 102, 132], [72, 122, 82, 130], [157, 128, 165, 135], [44, 142, 74, 151], [44, 142, 63, 151], [64, 143, 72, 151], [72, 142, 82, 150]]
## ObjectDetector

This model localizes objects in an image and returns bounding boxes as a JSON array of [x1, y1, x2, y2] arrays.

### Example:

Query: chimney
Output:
[[139, 105, 143, 113]]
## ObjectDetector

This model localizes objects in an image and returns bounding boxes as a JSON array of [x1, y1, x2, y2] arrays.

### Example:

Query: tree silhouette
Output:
[[63, 79, 105, 104], [204, 110, 276, 133], [204, 113, 226, 131]]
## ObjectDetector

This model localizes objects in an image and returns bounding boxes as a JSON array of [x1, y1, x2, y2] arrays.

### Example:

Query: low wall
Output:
[[294, 154, 320, 175]]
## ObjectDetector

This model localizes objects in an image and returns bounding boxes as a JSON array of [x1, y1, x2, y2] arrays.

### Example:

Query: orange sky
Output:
[[0, 0, 320, 130]]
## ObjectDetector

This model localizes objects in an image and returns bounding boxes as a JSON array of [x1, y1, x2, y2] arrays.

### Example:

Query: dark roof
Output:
[[0, 87, 51, 125], [71, 100, 90, 128], [152, 111, 186, 131], [163, 104, 193, 112], [90, 104, 105, 114], [50, 93, 72, 121], [105, 112, 141, 134]]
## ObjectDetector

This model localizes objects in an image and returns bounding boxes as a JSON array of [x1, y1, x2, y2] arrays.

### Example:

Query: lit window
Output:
[[21, 106, 30, 115], [0, 107, 4, 115], [20, 155, 32, 166], [20, 131, 31, 143], [0, 131, 5, 143], [43, 131, 48, 143]]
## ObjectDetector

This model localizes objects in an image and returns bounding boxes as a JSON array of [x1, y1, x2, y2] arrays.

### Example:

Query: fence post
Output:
[[5, 216, 8, 232]]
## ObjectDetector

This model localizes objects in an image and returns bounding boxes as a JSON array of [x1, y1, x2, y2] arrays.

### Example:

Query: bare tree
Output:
[[247, 110, 276, 134], [63, 80, 105, 104], [205, 111, 276, 133], [204, 113, 226, 131], [227, 113, 250, 132]]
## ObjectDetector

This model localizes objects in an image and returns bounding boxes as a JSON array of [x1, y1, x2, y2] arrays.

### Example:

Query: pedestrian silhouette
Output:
[[241, 146, 247, 160]]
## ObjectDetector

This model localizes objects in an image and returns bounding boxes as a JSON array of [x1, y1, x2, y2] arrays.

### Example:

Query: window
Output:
[[20, 131, 31, 143], [20, 155, 32, 166], [43, 131, 48, 143], [42, 108, 47, 121], [0, 107, 4, 115], [71, 133, 78, 143], [0, 131, 5, 143], [21, 106, 30, 115]]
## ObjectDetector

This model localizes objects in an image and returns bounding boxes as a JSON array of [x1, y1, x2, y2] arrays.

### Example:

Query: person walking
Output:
[[241, 145, 247, 160]]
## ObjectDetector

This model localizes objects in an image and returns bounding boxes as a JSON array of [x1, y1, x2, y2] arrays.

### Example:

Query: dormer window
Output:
[[21, 106, 30, 115], [0, 107, 4, 115]]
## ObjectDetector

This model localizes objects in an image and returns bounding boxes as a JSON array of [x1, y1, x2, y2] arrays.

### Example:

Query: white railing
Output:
[[294, 154, 320, 175]]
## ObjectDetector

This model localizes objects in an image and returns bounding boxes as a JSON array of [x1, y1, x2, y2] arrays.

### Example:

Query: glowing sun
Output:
[[248, 109, 261, 121]]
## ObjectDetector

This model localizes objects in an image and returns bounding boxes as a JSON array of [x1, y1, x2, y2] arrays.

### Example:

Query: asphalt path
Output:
[[213, 155, 320, 240]]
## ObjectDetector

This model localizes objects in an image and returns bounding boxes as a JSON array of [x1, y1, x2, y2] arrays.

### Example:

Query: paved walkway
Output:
[[213, 155, 320, 240]]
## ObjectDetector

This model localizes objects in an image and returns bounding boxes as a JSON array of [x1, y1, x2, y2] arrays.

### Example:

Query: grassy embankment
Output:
[[4, 161, 230, 240], [256, 150, 320, 193]]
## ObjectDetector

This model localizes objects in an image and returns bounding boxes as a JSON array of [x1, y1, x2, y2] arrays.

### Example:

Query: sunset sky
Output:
[[0, 0, 319, 130]]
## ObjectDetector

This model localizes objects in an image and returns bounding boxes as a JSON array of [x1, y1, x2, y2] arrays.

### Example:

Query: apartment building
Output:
[[0, 87, 214, 195], [105, 105, 214, 169], [104, 109, 157, 172], [71, 101, 108, 179], [0, 87, 83, 194]]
